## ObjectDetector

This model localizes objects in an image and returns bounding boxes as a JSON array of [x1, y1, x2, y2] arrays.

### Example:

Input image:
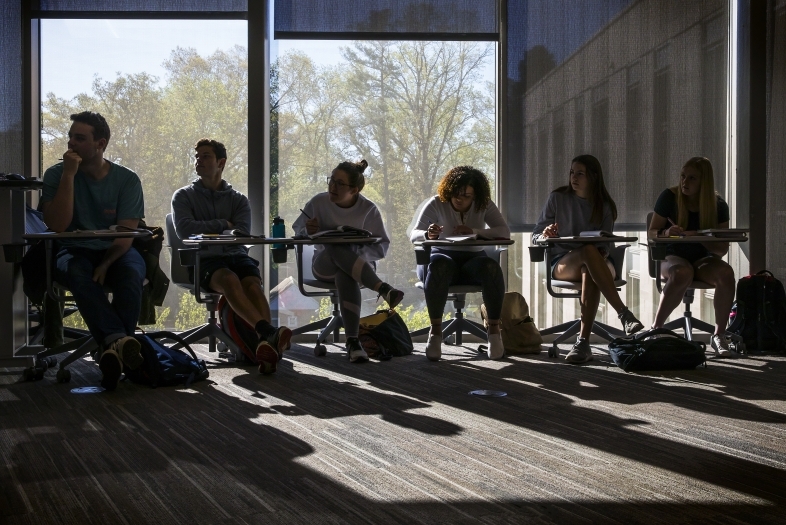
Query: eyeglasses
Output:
[[327, 176, 352, 189]]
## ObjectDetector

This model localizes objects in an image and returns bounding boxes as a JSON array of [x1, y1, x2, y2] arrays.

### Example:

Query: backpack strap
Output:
[[144, 330, 200, 362]]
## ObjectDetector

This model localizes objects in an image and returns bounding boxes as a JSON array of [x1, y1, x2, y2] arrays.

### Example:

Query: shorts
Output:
[[550, 252, 616, 279], [191, 254, 261, 292]]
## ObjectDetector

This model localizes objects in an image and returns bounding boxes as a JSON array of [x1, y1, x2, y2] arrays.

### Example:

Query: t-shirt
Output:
[[653, 188, 729, 262], [41, 161, 145, 250]]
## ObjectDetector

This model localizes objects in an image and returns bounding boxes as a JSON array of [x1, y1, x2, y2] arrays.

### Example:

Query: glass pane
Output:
[[270, 38, 496, 331], [40, 19, 248, 330]]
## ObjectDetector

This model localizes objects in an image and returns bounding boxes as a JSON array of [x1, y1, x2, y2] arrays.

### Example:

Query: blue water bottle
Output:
[[272, 216, 287, 263]]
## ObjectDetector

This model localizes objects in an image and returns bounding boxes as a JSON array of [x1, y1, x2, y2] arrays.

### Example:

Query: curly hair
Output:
[[436, 166, 492, 212], [333, 159, 368, 191], [194, 138, 227, 160]]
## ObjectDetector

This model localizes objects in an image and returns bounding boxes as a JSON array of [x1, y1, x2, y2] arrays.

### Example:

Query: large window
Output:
[[40, 19, 248, 330], [269, 38, 496, 330]]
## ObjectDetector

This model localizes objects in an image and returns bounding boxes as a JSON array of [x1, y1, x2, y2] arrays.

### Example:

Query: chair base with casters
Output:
[[409, 283, 488, 346], [165, 213, 244, 362], [291, 244, 343, 357], [529, 243, 629, 359]]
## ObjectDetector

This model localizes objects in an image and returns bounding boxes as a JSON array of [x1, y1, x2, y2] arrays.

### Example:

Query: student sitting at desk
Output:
[[41, 111, 146, 391], [293, 159, 402, 364], [172, 138, 291, 375], [648, 156, 736, 357], [410, 166, 510, 361], [533, 154, 643, 364]]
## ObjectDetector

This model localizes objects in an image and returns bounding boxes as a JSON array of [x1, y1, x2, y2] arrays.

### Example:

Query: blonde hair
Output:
[[670, 157, 718, 230]]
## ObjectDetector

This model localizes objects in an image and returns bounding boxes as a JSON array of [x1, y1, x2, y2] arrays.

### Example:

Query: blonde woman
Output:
[[648, 157, 736, 356]]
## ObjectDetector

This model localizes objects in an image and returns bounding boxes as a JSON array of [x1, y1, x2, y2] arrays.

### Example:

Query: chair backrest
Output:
[[298, 244, 318, 281], [165, 213, 192, 287]]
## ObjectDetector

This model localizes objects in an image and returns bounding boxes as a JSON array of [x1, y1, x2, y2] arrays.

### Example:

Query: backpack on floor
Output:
[[607, 328, 706, 372], [359, 309, 414, 359], [727, 271, 786, 353], [481, 292, 543, 354], [124, 331, 209, 387], [217, 296, 258, 364]]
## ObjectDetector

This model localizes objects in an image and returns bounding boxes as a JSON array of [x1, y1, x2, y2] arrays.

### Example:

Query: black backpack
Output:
[[124, 331, 210, 387], [727, 271, 786, 353], [608, 328, 706, 372]]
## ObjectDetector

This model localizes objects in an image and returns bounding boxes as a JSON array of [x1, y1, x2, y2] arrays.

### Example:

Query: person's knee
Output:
[[715, 263, 736, 287], [479, 258, 502, 280], [579, 244, 601, 259], [667, 264, 693, 286], [428, 257, 455, 280], [211, 270, 242, 295]]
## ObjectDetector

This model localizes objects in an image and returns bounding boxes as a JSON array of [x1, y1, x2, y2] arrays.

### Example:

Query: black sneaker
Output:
[[618, 308, 644, 336], [266, 326, 292, 359], [378, 284, 404, 309], [99, 347, 122, 391], [565, 338, 593, 364], [347, 338, 369, 363]]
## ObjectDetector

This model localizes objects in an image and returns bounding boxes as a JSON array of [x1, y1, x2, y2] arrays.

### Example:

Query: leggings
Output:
[[417, 249, 504, 321], [312, 245, 382, 338]]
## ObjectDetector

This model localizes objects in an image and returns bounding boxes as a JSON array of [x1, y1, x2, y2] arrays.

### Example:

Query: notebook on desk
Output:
[[697, 228, 749, 238], [309, 225, 372, 239]]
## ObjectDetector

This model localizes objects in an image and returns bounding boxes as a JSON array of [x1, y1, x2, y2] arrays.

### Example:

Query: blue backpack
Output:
[[124, 331, 209, 387]]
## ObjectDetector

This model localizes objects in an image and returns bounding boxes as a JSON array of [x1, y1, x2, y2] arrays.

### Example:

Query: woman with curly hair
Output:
[[533, 154, 643, 364], [410, 166, 510, 361], [293, 159, 403, 364]]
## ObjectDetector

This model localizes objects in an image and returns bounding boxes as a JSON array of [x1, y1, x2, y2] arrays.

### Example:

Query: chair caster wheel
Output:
[[548, 346, 558, 358], [314, 345, 327, 357], [23, 367, 36, 381], [444, 335, 455, 346], [215, 343, 226, 353], [56, 369, 71, 383]]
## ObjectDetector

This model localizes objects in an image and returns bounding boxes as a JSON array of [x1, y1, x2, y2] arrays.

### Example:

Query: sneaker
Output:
[[256, 339, 279, 375], [618, 308, 644, 336], [565, 338, 593, 364], [115, 336, 143, 371], [487, 332, 504, 360], [711, 334, 736, 358], [266, 326, 292, 359], [378, 284, 404, 309], [99, 348, 122, 391], [426, 333, 442, 361], [347, 338, 368, 363]]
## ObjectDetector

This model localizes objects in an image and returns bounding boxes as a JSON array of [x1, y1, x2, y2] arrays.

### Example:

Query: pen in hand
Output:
[[299, 208, 311, 219]]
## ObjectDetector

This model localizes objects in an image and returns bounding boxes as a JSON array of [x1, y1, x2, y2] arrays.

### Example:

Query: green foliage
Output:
[[63, 311, 88, 331], [397, 304, 450, 331], [309, 297, 335, 324], [175, 291, 206, 332]]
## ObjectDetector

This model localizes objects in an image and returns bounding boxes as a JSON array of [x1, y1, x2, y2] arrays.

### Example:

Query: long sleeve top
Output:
[[292, 192, 390, 262], [409, 196, 510, 251], [171, 178, 251, 258], [532, 191, 615, 258]]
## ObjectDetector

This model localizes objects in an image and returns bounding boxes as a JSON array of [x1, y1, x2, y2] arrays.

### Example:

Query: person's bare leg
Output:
[[579, 267, 601, 339], [693, 257, 736, 335], [241, 276, 271, 323], [208, 269, 263, 327], [652, 256, 693, 328], [554, 245, 625, 313]]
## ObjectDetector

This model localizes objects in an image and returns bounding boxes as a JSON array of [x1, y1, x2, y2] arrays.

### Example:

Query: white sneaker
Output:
[[487, 332, 504, 360], [347, 338, 369, 363], [711, 334, 737, 358], [425, 333, 442, 361]]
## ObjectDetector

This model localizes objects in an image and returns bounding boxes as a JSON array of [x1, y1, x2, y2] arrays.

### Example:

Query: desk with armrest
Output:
[[529, 235, 637, 357], [180, 233, 381, 357], [411, 239, 514, 345], [645, 212, 748, 341]]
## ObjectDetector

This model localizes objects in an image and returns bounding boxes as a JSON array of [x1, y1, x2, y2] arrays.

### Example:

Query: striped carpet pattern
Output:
[[2, 341, 785, 524]]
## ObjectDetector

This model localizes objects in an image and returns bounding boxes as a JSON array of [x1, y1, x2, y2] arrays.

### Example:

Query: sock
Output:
[[255, 320, 276, 340]]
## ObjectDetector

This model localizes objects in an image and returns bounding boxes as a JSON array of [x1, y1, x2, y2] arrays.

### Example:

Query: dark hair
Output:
[[554, 154, 617, 224], [195, 138, 227, 160], [333, 159, 368, 191], [436, 166, 492, 213], [70, 111, 110, 144]]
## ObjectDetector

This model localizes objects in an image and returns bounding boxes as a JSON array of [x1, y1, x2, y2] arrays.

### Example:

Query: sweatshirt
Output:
[[532, 190, 614, 258], [292, 192, 390, 262], [409, 196, 510, 251], [171, 178, 252, 258]]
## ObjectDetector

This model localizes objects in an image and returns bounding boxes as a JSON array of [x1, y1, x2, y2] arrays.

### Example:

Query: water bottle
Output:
[[272, 216, 287, 263]]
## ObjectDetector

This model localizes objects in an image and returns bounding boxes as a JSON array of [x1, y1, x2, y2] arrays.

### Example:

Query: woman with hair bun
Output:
[[293, 159, 403, 363], [410, 166, 510, 362]]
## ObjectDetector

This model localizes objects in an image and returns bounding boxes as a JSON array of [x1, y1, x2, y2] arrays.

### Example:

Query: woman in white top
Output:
[[293, 159, 403, 363], [410, 166, 510, 361], [532, 154, 643, 364]]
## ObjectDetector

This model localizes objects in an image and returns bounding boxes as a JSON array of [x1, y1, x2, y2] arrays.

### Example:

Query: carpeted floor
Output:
[[2, 341, 785, 524]]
